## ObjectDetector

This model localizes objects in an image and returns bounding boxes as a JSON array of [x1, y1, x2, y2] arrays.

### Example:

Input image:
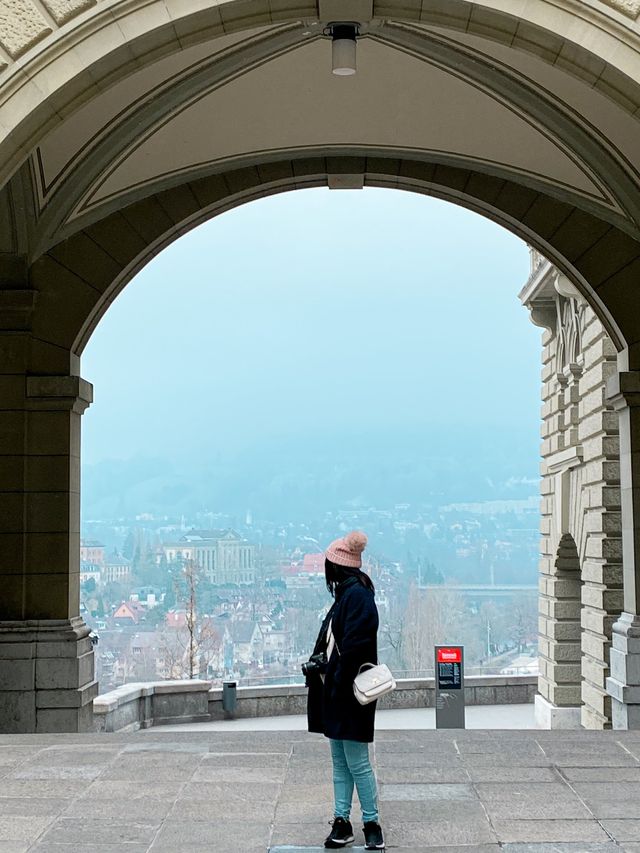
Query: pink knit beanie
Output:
[[325, 531, 368, 568]]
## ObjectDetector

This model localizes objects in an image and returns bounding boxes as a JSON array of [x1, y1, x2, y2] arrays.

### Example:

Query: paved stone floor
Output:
[[1, 729, 640, 852], [157, 704, 536, 732]]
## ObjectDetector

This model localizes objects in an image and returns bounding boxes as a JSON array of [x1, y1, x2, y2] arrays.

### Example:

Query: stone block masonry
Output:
[[520, 253, 623, 729]]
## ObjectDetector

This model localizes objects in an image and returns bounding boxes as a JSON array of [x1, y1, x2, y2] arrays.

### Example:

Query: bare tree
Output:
[[163, 559, 222, 679], [160, 618, 222, 679], [402, 583, 467, 672], [507, 594, 537, 653], [380, 592, 407, 671]]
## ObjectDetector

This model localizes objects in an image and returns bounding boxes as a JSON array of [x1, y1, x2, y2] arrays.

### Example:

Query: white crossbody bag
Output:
[[327, 620, 396, 706]]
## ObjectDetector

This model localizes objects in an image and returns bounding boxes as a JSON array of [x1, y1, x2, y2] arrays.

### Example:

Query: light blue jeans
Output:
[[329, 738, 379, 824]]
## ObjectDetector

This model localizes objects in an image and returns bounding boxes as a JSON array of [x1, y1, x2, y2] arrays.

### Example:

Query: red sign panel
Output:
[[437, 647, 462, 664]]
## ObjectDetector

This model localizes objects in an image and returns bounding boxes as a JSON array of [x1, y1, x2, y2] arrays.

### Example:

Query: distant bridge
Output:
[[418, 584, 537, 597]]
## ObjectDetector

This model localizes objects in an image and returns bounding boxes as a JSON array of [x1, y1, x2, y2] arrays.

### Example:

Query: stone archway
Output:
[[538, 532, 583, 729], [3, 0, 640, 731]]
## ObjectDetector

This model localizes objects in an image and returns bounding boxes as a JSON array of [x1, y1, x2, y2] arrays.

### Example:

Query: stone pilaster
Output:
[[606, 371, 640, 728], [0, 353, 97, 731], [578, 314, 621, 728]]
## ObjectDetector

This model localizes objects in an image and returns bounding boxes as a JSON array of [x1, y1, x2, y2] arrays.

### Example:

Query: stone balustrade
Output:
[[92, 675, 537, 732]]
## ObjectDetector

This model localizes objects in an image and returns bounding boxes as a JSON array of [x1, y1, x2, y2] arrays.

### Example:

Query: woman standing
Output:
[[305, 531, 385, 850]]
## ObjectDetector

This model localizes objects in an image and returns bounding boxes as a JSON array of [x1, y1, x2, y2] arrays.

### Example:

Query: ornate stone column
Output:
[[606, 371, 640, 728], [0, 293, 97, 731]]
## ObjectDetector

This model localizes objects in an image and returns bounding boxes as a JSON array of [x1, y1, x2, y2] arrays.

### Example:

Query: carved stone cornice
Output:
[[26, 375, 93, 414], [519, 252, 557, 332], [607, 370, 640, 410]]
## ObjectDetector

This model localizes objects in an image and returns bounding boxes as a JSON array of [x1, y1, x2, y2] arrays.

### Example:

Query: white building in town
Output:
[[163, 530, 256, 586]]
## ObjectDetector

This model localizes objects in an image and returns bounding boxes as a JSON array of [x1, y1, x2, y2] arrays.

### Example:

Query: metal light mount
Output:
[[325, 22, 359, 76]]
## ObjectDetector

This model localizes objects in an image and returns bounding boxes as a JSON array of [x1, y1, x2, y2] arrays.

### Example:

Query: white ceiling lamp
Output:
[[328, 23, 359, 76]]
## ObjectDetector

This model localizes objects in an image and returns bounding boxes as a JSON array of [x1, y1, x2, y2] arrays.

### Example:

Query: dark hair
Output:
[[325, 557, 375, 597]]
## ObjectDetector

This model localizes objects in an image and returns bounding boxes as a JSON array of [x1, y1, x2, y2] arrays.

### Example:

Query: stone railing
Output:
[[93, 679, 211, 733], [208, 674, 536, 720], [93, 675, 537, 732]]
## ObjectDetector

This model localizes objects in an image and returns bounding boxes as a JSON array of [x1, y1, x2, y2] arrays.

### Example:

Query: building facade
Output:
[[102, 555, 132, 586], [80, 541, 105, 567], [521, 251, 623, 729], [163, 530, 256, 586]]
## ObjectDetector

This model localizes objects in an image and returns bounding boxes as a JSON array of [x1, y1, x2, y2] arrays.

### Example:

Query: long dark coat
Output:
[[306, 574, 379, 743]]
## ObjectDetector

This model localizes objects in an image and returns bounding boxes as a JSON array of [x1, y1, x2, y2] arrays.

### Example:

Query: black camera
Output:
[[301, 652, 327, 678]]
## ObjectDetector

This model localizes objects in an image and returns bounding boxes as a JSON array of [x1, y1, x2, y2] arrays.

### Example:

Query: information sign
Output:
[[434, 645, 465, 729]]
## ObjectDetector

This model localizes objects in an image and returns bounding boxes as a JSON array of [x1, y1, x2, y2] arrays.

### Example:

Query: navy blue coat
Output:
[[306, 574, 379, 743]]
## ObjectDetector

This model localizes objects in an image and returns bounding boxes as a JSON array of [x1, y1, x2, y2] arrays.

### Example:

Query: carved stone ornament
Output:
[[598, 0, 640, 19], [529, 303, 556, 332], [556, 293, 586, 375]]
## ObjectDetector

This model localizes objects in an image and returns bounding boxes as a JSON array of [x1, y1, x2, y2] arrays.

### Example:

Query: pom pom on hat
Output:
[[325, 530, 368, 568], [343, 530, 367, 554]]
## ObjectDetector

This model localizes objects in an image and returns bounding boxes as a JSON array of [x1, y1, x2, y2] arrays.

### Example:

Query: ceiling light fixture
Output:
[[327, 23, 359, 76]]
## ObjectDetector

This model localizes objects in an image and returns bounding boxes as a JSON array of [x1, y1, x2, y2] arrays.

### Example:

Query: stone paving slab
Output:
[[1, 730, 640, 850], [501, 846, 620, 852], [270, 848, 620, 853], [490, 820, 611, 843]]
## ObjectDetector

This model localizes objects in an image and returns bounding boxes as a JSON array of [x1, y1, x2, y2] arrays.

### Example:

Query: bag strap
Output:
[[327, 619, 340, 658]]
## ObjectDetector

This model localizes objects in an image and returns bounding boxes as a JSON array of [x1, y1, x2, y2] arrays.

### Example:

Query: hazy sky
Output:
[[81, 188, 541, 467]]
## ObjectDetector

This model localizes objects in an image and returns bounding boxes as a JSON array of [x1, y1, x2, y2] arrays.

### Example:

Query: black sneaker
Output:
[[324, 817, 354, 848], [363, 820, 385, 850]]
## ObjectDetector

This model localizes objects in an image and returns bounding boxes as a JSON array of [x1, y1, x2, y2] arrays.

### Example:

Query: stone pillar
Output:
[[0, 367, 97, 732], [606, 371, 640, 728]]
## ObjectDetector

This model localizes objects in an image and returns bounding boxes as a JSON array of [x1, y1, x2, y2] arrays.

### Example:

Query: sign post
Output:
[[434, 645, 465, 729]]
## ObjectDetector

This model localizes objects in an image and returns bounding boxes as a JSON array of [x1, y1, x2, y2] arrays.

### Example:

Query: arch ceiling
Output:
[[2, 1, 640, 362]]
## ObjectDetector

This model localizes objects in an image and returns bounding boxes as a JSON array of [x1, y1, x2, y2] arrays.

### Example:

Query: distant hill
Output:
[[81, 425, 539, 521]]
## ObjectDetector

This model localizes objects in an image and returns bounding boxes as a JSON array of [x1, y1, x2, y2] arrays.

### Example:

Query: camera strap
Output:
[[326, 620, 339, 661]]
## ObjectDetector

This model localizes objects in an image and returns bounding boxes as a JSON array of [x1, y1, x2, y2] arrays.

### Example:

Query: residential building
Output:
[[128, 632, 166, 680], [262, 626, 294, 664], [80, 562, 101, 585], [226, 621, 263, 667], [103, 553, 132, 585], [165, 609, 188, 630], [113, 601, 144, 625], [80, 540, 105, 567]]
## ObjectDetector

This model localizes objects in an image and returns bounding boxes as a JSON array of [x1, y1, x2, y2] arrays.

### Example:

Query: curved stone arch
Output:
[[539, 532, 583, 725], [22, 151, 636, 365], [2, 0, 640, 191], [29, 20, 640, 255]]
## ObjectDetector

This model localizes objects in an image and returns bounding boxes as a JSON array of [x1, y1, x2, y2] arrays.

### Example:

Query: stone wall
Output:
[[521, 254, 623, 729], [207, 676, 538, 722], [92, 675, 537, 732], [93, 679, 211, 733]]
